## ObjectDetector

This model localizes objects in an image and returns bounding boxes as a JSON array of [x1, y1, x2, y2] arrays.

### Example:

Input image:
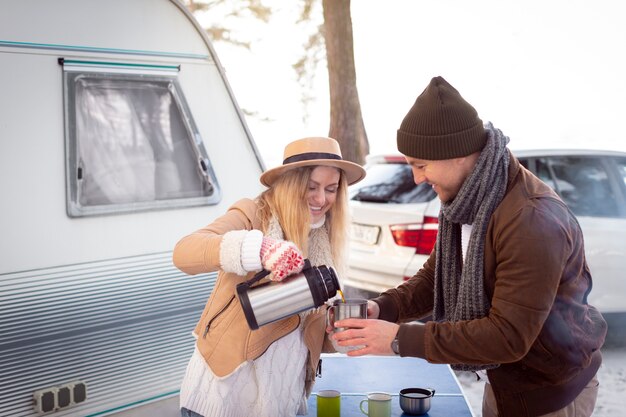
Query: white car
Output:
[[345, 150, 626, 321]]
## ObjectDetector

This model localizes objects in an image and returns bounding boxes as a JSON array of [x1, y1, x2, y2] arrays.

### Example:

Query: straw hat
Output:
[[260, 137, 366, 187]]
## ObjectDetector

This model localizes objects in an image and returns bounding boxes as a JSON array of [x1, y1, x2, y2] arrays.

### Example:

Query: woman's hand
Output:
[[260, 237, 305, 281]]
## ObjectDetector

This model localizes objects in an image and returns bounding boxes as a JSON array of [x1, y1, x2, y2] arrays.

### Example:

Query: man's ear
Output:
[[456, 152, 480, 169]]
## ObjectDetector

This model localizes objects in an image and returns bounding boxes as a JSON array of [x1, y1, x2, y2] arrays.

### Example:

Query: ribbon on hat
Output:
[[283, 152, 342, 165]]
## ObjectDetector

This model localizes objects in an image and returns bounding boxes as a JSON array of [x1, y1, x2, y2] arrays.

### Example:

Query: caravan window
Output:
[[62, 61, 220, 217]]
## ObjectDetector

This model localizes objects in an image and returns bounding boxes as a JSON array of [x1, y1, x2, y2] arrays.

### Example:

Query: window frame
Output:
[[519, 154, 626, 219], [61, 59, 221, 217]]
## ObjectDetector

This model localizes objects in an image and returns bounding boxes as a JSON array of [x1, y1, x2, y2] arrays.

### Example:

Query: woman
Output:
[[173, 137, 365, 417]]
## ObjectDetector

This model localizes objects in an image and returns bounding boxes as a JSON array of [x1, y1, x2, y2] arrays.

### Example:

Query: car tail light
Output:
[[383, 155, 406, 164], [390, 216, 438, 255]]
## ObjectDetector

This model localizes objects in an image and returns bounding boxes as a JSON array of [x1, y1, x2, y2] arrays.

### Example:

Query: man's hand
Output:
[[331, 318, 399, 356]]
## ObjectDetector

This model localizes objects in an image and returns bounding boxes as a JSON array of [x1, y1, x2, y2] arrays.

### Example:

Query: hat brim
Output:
[[260, 159, 366, 187]]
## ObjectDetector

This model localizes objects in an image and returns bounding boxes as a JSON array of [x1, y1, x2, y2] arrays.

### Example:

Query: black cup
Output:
[[399, 388, 435, 415]]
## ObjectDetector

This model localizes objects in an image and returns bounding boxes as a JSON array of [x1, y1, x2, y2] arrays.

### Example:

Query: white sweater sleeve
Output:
[[219, 229, 263, 275], [241, 229, 263, 272]]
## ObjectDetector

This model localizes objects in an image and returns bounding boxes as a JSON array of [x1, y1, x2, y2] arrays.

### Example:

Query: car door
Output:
[[519, 154, 626, 314]]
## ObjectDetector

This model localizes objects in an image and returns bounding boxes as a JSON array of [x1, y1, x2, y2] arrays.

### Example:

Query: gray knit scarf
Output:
[[432, 123, 509, 372]]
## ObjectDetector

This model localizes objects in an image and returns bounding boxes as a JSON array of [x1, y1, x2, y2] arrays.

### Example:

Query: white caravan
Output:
[[0, 1, 265, 416]]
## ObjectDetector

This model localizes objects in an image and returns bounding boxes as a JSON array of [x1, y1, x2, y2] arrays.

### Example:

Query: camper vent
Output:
[[33, 381, 87, 414]]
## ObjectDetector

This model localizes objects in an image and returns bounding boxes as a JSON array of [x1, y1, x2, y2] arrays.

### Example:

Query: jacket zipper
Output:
[[203, 295, 235, 338]]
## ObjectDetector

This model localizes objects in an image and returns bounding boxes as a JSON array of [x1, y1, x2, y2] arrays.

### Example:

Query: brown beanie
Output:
[[397, 76, 486, 160]]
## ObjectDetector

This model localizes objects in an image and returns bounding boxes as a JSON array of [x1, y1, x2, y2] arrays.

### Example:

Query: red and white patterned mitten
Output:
[[260, 237, 305, 281]]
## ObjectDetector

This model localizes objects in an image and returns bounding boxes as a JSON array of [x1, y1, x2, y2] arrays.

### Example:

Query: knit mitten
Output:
[[260, 237, 305, 281]]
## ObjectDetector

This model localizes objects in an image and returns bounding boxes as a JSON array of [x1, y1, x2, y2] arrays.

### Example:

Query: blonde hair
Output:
[[257, 166, 350, 273]]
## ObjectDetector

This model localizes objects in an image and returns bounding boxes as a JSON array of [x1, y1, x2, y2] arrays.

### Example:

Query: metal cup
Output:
[[399, 388, 435, 415], [326, 298, 368, 353]]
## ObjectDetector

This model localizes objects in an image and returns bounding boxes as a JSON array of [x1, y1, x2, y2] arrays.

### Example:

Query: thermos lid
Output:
[[306, 265, 339, 305]]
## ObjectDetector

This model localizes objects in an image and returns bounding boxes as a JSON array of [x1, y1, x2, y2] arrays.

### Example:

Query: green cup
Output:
[[359, 392, 391, 417], [317, 389, 341, 417]]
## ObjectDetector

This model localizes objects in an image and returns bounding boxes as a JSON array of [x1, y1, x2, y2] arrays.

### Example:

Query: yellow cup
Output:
[[317, 389, 341, 417]]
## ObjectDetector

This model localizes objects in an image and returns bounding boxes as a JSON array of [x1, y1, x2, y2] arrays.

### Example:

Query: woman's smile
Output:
[[307, 166, 340, 224]]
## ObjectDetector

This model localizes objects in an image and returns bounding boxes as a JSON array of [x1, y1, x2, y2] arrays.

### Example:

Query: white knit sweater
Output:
[[180, 322, 309, 417], [180, 216, 335, 417]]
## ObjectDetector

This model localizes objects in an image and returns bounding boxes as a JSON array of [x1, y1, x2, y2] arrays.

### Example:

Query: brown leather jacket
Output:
[[374, 153, 607, 416], [173, 198, 333, 395]]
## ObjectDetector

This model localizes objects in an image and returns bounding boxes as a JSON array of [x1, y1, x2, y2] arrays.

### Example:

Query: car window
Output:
[[536, 156, 620, 217], [350, 163, 436, 203], [615, 157, 626, 187]]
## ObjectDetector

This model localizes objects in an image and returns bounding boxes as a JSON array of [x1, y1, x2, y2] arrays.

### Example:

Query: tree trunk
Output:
[[322, 0, 369, 165]]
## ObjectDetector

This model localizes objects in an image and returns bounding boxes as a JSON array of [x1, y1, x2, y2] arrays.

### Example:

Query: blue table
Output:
[[306, 354, 474, 417]]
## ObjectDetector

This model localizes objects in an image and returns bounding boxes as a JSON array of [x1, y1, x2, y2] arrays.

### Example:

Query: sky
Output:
[[196, 0, 626, 169]]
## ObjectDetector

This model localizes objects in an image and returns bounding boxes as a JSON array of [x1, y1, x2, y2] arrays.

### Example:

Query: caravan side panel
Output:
[[0, 1, 264, 416]]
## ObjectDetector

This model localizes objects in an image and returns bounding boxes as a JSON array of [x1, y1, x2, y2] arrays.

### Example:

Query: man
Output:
[[332, 76, 607, 417]]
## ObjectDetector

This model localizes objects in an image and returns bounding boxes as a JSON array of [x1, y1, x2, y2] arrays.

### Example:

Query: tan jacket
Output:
[[173, 198, 333, 394], [374, 154, 607, 416]]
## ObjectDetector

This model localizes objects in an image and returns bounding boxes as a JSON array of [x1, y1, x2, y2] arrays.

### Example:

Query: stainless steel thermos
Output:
[[237, 260, 340, 330]]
